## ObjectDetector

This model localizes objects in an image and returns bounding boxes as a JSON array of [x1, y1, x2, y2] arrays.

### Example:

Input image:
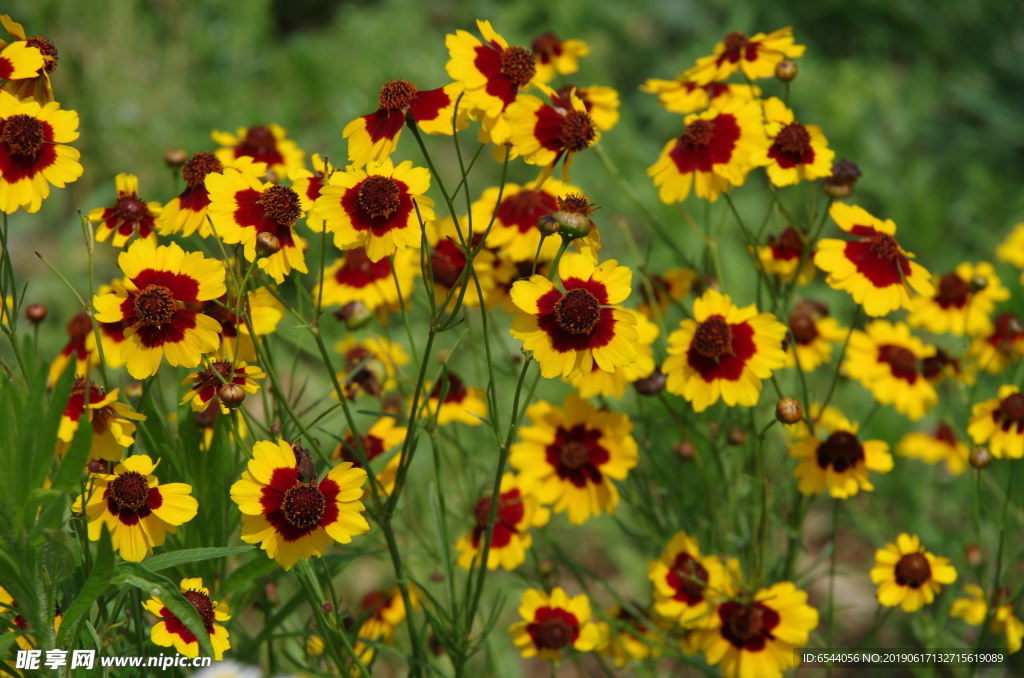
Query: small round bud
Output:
[[822, 159, 862, 199], [334, 301, 374, 330], [553, 193, 597, 240], [124, 381, 144, 400], [969, 276, 988, 293], [255, 232, 281, 257], [25, 303, 47, 324], [536, 214, 559, 237], [964, 543, 982, 567], [776, 397, 804, 424], [633, 367, 666, 396], [1008, 316, 1024, 336], [727, 426, 746, 446], [164, 148, 188, 167], [269, 422, 282, 435], [969, 446, 993, 469], [673, 440, 695, 459], [775, 60, 798, 82], [320, 602, 334, 613], [218, 383, 246, 409], [86, 459, 106, 474], [429, 634, 446, 656]]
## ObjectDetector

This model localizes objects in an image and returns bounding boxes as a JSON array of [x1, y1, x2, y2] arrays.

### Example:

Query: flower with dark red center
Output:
[[844, 320, 937, 421], [333, 335, 410, 401], [664, 289, 787, 413], [510, 393, 637, 525], [55, 372, 147, 464], [89, 173, 162, 248], [330, 417, 406, 498], [506, 86, 599, 181], [144, 577, 231, 660], [0, 39, 45, 88], [896, 422, 971, 476], [909, 261, 1009, 337], [0, 16, 59, 102], [212, 123, 304, 180], [684, 26, 805, 85], [181, 360, 265, 413], [756, 224, 817, 284], [641, 75, 762, 115], [570, 309, 660, 399], [753, 97, 834, 186], [968, 384, 1024, 459], [789, 404, 893, 498], [970, 312, 1024, 376], [815, 202, 934, 317], [72, 454, 198, 562], [871, 533, 957, 612], [649, 97, 767, 204], [456, 472, 549, 571], [93, 239, 226, 379], [509, 587, 601, 660], [46, 312, 97, 387], [529, 32, 589, 84], [782, 301, 847, 373], [510, 253, 638, 379], [649, 531, 731, 626], [321, 245, 418, 313], [472, 177, 579, 263], [426, 370, 489, 426], [231, 439, 370, 570]]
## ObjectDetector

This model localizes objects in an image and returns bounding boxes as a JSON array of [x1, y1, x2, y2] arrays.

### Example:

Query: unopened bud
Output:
[[429, 634, 445, 656], [775, 60, 798, 82], [969, 446, 993, 469], [25, 303, 47, 324], [970, 276, 988, 293], [218, 383, 246, 409], [430, 570, 444, 582], [86, 459, 105, 474], [334, 301, 374, 330], [965, 543, 982, 567], [673, 440, 695, 459], [124, 381, 144, 399], [1008, 316, 1024, 336], [776, 397, 804, 424], [553, 193, 597, 241], [320, 602, 333, 613], [822, 159, 862, 199], [164, 148, 188, 167], [255, 232, 281, 257], [269, 422, 282, 435], [633, 367, 666, 396], [536, 214, 558, 237], [727, 426, 746, 446]]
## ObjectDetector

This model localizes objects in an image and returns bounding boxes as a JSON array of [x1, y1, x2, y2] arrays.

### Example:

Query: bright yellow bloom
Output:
[[753, 97, 834, 186], [784, 302, 847, 372], [143, 577, 230, 660], [158, 153, 266, 238], [896, 423, 970, 476], [212, 123, 304, 181], [0, 15, 57, 102], [843, 320, 938, 421], [648, 532, 731, 627], [506, 85, 599, 181], [968, 384, 1024, 459], [56, 377, 145, 461], [455, 473, 549, 571], [529, 32, 589, 84], [332, 417, 406, 498], [320, 246, 418, 313], [790, 404, 892, 498], [638, 267, 695, 319], [870, 533, 957, 612], [640, 79, 760, 115], [569, 310, 659, 398], [508, 587, 602, 660], [469, 177, 580, 263], [88, 173, 162, 248], [755, 225, 815, 284], [967, 312, 1024, 375], [907, 261, 1009, 337], [685, 27, 805, 84], [424, 371, 488, 426]]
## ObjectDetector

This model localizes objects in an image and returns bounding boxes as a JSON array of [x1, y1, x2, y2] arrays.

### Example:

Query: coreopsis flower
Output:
[[0, 585, 61, 652], [321, 246, 418, 313], [648, 531, 731, 627], [195, 286, 284, 362], [509, 393, 638, 524], [181, 360, 265, 413], [843, 320, 938, 421], [530, 32, 589, 84], [230, 439, 370, 570], [143, 578, 230, 660], [907, 261, 1008, 336], [46, 312, 97, 386], [922, 348, 963, 386], [996, 221, 1024, 267], [784, 301, 847, 372], [0, 88, 82, 213], [212, 124, 304, 181], [342, 79, 464, 167], [290, 153, 333, 232], [426, 218, 500, 309], [445, 20, 537, 145], [556, 84, 619, 131], [425, 371, 488, 426], [455, 472, 550, 571], [871, 533, 957, 612], [755, 225, 815, 284], [56, 377, 145, 461], [506, 85, 599, 181], [663, 289, 787, 412], [355, 587, 414, 650], [752, 97, 834, 186], [206, 168, 308, 283], [316, 158, 435, 262], [509, 587, 601, 660], [814, 202, 933, 317], [648, 98, 767, 204], [951, 585, 1024, 654], [470, 177, 579, 262], [72, 455, 198, 562], [333, 417, 406, 497], [92, 239, 226, 379], [596, 605, 662, 666], [158, 152, 266, 238], [996, 605, 1024, 654], [89, 173, 162, 247], [510, 253, 638, 379], [692, 582, 818, 678], [569, 310, 659, 398], [0, 15, 57, 102], [968, 385, 1024, 459], [968, 312, 1024, 375], [896, 423, 970, 476], [638, 267, 695, 318], [684, 27, 806, 85], [92, 278, 133, 369], [0, 36, 45, 89], [790, 404, 893, 498], [639, 79, 760, 115], [334, 335, 410, 399], [552, 193, 602, 262]]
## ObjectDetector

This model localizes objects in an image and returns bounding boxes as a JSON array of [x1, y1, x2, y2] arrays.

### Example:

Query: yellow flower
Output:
[[143, 577, 230, 660], [334, 335, 410, 399], [843, 320, 938, 421], [320, 246, 418, 314], [648, 531, 731, 627], [638, 267, 695, 319], [158, 152, 267, 238], [46, 312, 99, 387], [967, 384, 1024, 459], [529, 32, 589, 84], [569, 310, 659, 398], [180, 360, 265, 413], [290, 153, 334, 232], [0, 15, 57, 102], [88, 173, 162, 248], [907, 261, 1009, 337], [755, 225, 815, 284], [56, 377, 145, 462], [506, 86, 599, 182], [640, 79, 760, 115], [425, 371, 488, 426], [784, 301, 847, 372], [455, 472, 549, 571], [684, 27, 806, 84], [332, 417, 406, 498], [212, 123, 304, 181], [752, 97, 834, 186], [508, 587, 602, 660], [950, 585, 988, 626], [870, 533, 957, 612], [967, 312, 1024, 375], [470, 177, 580, 263], [896, 423, 970, 476]]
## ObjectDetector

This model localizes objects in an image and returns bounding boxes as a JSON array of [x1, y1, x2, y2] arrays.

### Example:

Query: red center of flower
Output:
[[260, 185, 301, 226], [109, 470, 150, 511], [553, 288, 601, 334], [692, 316, 732, 360], [182, 589, 216, 631], [134, 285, 177, 326], [1, 114, 45, 156], [244, 126, 277, 151], [533, 612, 574, 650], [68, 312, 94, 339], [559, 440, 591, 470], [378, 79, 418, 111], [357, 175, 402, 218], [894, 553, 931, 588], [934, 422, 957, 446], [195, 360, 235, 387], [181, 151, 225, 188], [671, 552, 709, 604], [999, 393, 1024, 422], [472, 495, 497, 527], [530, 32, 561, 59], [361, 591, 389, 617], [879, 345, 918, 374], [430, 371, 467, 403], [281, 482, 326, 529], [868, 232, 900, 260], [114, 195, 149, 223], [72, 376, 104, 398], [558, 193, 595, 215], [816, 431, 864, 473], [773, 226, 804, 258], [935, 273, 971, 308], [722, 31, 751, 54], [720, 601, 779, 649], [27, 36, 58, 73], [681, 119, 715, 147], [559, 111, 596, 152], [430, 241, 467, 289], [789, 311, 818, 345], [774, 123, 811, 156], [500, 45, 537, 87]]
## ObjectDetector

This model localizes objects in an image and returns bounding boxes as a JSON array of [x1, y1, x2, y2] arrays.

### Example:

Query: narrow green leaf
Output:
[[50, 410, 94, 492], [141, 546, 254, 573], [57, 526, 115, 646]]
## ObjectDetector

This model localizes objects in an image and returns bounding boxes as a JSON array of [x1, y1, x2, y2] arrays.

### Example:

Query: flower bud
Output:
[[554, 193, 597, 241], [969, 275, 988, 293], [429, 633, 446, 656], [965, 543, 982, 567], [124, 381, 144, 400], [673, 440, 695, 459], [776, 397, 804, 424], [727, 426, 746, 446], [536, 214, 559, 237], [86, 459, 106, 474], [334, 301, 374, 330], [164, 148, 188, 167], [320, 602, 333, 613], [255, 232, 281, 257], [218, 383, 246, 409], [822, 159, 861, 199], [633, 366, 666, 396], [25, 303, 47, 324], [775, 60, 798, 82], [969, 446, 992, 469]]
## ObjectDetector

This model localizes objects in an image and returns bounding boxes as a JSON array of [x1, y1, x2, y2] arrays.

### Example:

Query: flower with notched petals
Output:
[[896, 423, 970, 476], [89, 173, 162, 248], [752, 97, 834, 186], [212, 123, 304, 180], [908, 261, 1008, 337], [56, 377, 145, 461], [508, 587, 601, 660], [158, 153, 266, 238], [968, 384, 1024, 459], [455, 472, 549, 571], [843, 320, 937, 421], [870, 534, 956, 612], [143, 577, 230, 660], [530, 32, 589, 84], [684, 27, 805, 85], [640, 79, 760, 115]]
